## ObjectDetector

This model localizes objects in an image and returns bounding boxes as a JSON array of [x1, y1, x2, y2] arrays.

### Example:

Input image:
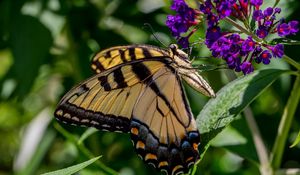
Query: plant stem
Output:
[[283, 55, 300, 70], [244, 107, 272, 175], [224, 17, 262, 42], [54, 123, 118, 175], [225, 71, 272, 174], [273, 0, 281, 8], [270, 75, 300, 169]]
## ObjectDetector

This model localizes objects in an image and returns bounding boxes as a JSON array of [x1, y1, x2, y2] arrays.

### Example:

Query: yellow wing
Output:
[[130, 65, 199, 175], [55, 61, 165, 132], [91, 45, 171, 74]]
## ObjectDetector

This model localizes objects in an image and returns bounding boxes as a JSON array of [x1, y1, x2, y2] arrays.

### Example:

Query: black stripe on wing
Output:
[[55, 103, 130, 132], [91, 45, 172, 74], [131, 62, 183, 126]]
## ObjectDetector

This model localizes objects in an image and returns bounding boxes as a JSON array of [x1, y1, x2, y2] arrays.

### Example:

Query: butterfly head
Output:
[[169, 44, 189, 59], [169, 44, 192, 68], [169, 44, 216, 97]]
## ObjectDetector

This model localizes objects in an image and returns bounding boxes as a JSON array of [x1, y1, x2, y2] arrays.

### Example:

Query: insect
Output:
[[54, 44, 215, 175]]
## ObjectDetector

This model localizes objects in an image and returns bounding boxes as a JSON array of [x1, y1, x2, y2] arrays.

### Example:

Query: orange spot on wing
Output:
[[158, 161, 168, 168], [145, 153, 157, 161], [193, 143, 198, 151], [136, 141, 145, 149], [131, 127, 139, 135]]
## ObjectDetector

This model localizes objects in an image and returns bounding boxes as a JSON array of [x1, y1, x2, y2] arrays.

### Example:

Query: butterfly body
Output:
[[55, 44, 215, 175]]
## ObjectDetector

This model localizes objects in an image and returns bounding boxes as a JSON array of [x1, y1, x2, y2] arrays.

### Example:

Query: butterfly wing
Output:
[[130, 65, 200, 175], [91, 45, 170, 74], [55, 60, 167, 132], [55, 44, 207, 175]]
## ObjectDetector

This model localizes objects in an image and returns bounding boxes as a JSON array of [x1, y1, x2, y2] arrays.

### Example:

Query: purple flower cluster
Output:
[[166, 0, 198, 47], [253, 7, 298, 38], [166, 0, 299, 75], [200, 0, 298, 74]]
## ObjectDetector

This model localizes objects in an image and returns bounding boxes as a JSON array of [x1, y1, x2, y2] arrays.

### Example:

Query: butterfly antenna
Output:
[[193, 63, 229, 72], [143, 23, 168, 47], [184, 36, 206, 58]]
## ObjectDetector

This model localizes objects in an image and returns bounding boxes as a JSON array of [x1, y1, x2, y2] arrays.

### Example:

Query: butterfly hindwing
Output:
[[130, 65, 200, 175]]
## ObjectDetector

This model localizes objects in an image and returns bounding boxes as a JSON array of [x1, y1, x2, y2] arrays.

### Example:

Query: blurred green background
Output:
[[0, 0, 299, 175]]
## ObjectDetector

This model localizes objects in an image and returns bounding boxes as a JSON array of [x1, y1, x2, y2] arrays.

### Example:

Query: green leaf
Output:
[[290, 130, 300, 148], [222, 118, 259, 163], [41, 156, 101, 175], [197, 69, 289, 159], [78, 128, 98, 145], [270, 38, 300, 45], [9, 15, 52, 98]]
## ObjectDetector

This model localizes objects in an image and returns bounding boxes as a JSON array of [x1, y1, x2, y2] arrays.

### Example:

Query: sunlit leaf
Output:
[[41, 156, 101, 175], [290, 131, 300, 148], [197, 69, 289, 159], [270, 38, 300, 45], [15, 128, 56, 175]]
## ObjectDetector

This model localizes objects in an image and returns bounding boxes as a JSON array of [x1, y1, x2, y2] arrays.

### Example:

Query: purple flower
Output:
[[277, 23, 290, 36], [200, 0, 213, 14], [166, 0, 199, 47], [242, 37, 256, 53], [289, 21, 299, 34], [211, 36, 231, 57], [166, 15, 188, 37], [207, 14, 219, 27], [240, 61, 254, 74], [270, 44, 284, 58], [274, 7, 281, 14], [256, 26, 269, 38], [252, 46, 263, 57], [205, 26, 222, 47], [227, 55, 240, 69], [277, 21, 299, 36], [264, 20, 272, 27], [263, 7, 273, 17], [171, 0, 189, 12], [253, 10, 263, 21], [256, 50, 272, 64], [217, 2, 233, 19], [250, 0, 263, 7]]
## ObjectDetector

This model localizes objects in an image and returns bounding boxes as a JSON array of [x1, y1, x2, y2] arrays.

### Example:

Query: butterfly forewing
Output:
[[55, 61, 165, 132], [91, 45, 171, 74]]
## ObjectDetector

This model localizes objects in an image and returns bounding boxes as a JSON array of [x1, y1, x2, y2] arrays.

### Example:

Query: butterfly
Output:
[[54, 44, 215, 175]]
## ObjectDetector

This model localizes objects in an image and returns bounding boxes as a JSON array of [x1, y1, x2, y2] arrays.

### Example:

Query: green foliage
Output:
[[0, 0, 299, 175], [197, 69, 289, 160], [41, 156, 101, 175]]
